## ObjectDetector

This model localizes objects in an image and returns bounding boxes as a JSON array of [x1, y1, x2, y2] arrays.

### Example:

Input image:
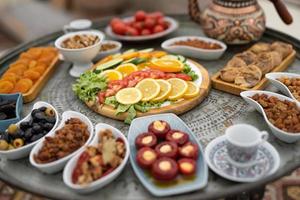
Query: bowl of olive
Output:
[[0, 93, 23, 132], [0, 101, 59, 160]]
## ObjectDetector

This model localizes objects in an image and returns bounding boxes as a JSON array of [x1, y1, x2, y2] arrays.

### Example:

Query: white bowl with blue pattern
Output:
[[128, 113, 208, 197]]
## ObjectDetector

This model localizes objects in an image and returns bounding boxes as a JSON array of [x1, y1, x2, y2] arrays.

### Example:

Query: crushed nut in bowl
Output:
[[61, 34, 100, 49]]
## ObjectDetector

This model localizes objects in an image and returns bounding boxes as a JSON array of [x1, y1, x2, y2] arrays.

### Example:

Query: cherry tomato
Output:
[[157, 18, 168, 29], [135, 10, 147, 21], [149, 11, 164, 20], [112, 22, 127, 35], [110, 17, 122, 27], [126, 27, 139, 36], [141, 29, 151, 35], [132, 21, 144, 32], [144, 18, 156, 29], [153, 25, 164, 33]]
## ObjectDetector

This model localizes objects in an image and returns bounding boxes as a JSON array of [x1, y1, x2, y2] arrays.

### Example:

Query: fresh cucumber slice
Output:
[[122, 58, 136, 64], [123, 49, 136, 54], [131, 58, 147, 65], [177, 55, 186, 63], [112, 53, 121, 58], [95, 58, 123, 71], [139, 48, 154, 53]]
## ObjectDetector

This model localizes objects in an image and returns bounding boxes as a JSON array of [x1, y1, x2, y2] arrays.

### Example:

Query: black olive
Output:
[[30, 134, 43, 142], [0, 133, 9, 142], [31, 109, 40, 118], [34, 112, 46, 121], [46, 117, 56, 124], [43, 123, 54, 131], [28, 118, 34, 126], [24, 128, 33, 140], [42, 130, 48, 136], [20, 121, 30, 131], [38, 107, 47, 112], [32, 125, 42, 134]]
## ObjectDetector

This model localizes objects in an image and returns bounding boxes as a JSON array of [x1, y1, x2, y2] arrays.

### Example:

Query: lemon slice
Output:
[[100, 70, 122, 81], [152, 79, 172, 102], [150, 59, 184, 72], [115, 63, 138, 77], [135, 78, 160, 101], [183, 81, 200, 99], [116, 88, 142, 105], [167, 78, 188, 100]]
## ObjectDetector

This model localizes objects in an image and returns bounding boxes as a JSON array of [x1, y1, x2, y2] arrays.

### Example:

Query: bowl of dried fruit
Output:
[[241, 90, 300, 143], [55, 30, 104, 77], [63, 123, 129, 193], [161, 36, 227, 60]]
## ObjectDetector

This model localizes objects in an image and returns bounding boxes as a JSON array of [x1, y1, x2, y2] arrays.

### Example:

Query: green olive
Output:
[[8, 144, 14, 150], [45, 107, 55, 117], [7, 124, 18, 135], [0, 140, 9, 150], [13, 138, 24, 148]]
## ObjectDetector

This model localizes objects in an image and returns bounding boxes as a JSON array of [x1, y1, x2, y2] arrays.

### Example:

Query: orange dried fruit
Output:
[[13, 79, 33, 93], [6, 67, 25, 76], [38, 52, 56, 65], [23, 70, 40, 81], [28, 60, 38, 68], [16, 58, 31, 66], [32, 65, 46, 74], [1, 75, 17, 85], [0, 80, 14, 93], [20, 52, 35, 60], [9, 63, 27, 71], [27, 48, 42, 59], [2, 72, 19, 80]]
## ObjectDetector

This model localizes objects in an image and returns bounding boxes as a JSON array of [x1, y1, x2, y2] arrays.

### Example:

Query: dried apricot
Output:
[[20, 52, 35, 60], [2, 72, 19, 80], [9, 63, 28, 71], [32, 65, 46, 74], [13, 79, 33, 93], [27, 48, 42, 59], [38, 52, 56, 65], [28, 60, 38, 68], [0, 80, 14, 93], [15, 58, 31, 66], [1, 75, 17, 85], [23, 70, 40, 81], [5, 68, 25, 76]]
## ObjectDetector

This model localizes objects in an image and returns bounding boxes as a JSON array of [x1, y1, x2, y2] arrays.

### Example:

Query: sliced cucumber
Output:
[[131, 58, 147, 65], [123, 49, 136, 54], [112, 53, 121, 58], [177, 55, 186, 63], [122, 58, 136, 64], [95, 58, 123, 71], [139, 48, 154, 53]]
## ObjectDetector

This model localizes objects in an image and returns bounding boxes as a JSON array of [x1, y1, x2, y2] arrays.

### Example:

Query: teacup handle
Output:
[[260, 131, 269, 143]]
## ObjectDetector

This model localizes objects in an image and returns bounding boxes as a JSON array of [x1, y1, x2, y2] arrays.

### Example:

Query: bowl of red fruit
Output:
[[128, 113, 208, 197], [106, 10, 178, 41]]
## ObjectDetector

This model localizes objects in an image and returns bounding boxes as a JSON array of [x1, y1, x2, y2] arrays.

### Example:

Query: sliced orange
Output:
[[138, 52, 151, 59], [150, 51, 167, 58], [167, 78, 188, 100], [152, 79, 172, 102], [183, 81, 200, 99], [135, 78, 160, 101], [97, 55, 113, 64], [121, 52, 139, 60], [116, 88, 142, 105], [100, 70, 122, 81], [149, 59, 184, 72], [115, 63, 138, 77]]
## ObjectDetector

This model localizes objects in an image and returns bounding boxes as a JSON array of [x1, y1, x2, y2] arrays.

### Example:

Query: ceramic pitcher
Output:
[[188, 0, 293, 44]]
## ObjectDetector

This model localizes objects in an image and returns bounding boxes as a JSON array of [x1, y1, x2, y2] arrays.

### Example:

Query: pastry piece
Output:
[[271, 41, 293, 58], [225, 57, 247, 68], [136, 147, 157, 169], [234, 51, 257, 65], [254, 52, 274, 74], [135, 132, 157, 149], [220, 67, 240, 83], [151, 157, 178, 181], [234, 65, 262, 88], [250, 42, 271, 54]]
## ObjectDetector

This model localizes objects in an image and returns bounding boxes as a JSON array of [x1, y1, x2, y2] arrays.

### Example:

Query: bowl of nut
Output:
[[55, 30, 104, 77], [241, 90, 300, 143], [94, 40, 122, 61], [266, 72, 300, 102]]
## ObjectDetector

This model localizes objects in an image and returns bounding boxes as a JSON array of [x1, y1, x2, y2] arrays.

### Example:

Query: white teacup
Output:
[[64, 19, 92, 33], [226, 124, 268, 168]]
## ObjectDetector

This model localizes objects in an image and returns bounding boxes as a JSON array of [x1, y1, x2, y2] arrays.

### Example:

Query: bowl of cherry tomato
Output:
[[105, 10, 178, 41]]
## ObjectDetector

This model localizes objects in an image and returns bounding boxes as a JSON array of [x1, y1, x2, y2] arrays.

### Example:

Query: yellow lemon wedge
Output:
[[149, 59, 184, 72], [183, 81, 200, 99], [152, 79, 172, 102], [115, 88, 142, 105], [100, 70, 122, 81], [167, 78, 188, 100], [135, 78, 160, 102], [115, 63, 138, 77]]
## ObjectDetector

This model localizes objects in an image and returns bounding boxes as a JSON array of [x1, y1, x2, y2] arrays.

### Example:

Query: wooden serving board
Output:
[[86, 59, 211, 121], [211, 50, 296, 95], [23, 55, 59, 103]]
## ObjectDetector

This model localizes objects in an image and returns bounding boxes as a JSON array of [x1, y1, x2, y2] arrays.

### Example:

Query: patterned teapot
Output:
[[188, 0, 293, 44]]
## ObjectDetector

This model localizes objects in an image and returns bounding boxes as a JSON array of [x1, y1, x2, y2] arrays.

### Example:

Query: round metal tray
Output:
[[0, 15, 300, 200]]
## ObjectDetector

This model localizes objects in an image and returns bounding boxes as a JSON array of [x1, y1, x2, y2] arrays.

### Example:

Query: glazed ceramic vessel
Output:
[[188, 0, 293, 44]]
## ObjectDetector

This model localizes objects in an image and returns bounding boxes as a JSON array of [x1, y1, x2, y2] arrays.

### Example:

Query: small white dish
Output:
[[205, 135, 280, 183], [240, 90, 300, 143], [105, 16, 178, 41], [94, 40, 122, 61], [29, 111, 94, 174], [0, 101, 59, 160], [55, 30, 105, 77], [266, 72, 300, 101], [63, 123, 129, 193], [63, 19, 92, 33], [161, 36, 227, 60]]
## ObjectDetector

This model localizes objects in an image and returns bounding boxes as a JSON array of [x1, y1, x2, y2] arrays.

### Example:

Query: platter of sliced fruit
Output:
[[73, 48, 210, 123]]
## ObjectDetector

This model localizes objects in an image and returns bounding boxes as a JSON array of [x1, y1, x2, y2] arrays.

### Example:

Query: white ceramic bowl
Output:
[[240, 90, 300, 143], [63, 123, 129, 193], [94, 40, 122, 61], [54, 30, 105, 77], [29, 111, 94, 174], [105, 16, 178, 41], [161, 36, 227, 60], [266, 72, 300, 101], [0, 101, 59, 160]]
